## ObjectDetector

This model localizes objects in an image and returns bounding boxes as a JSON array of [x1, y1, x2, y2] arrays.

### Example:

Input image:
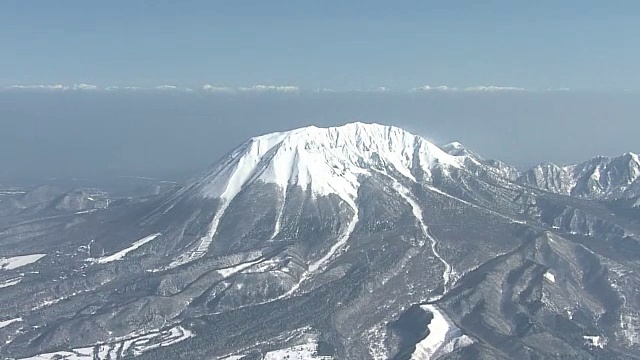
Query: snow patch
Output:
[[0, 254, 46, 270], [0, 317, 22, 329], [263, 339, 331, 360], [75, 209, 98, 215], [245, 259, 279, 273], [411, 305, 474, 360], [216, 257, 264, 277], [583, 335, 607, 349], [0, 277, 23, 288], [89, 233, 161, 264], [365, 325, 389, 360], [544, 271, 556, 283], [271, 188, 288, 240]]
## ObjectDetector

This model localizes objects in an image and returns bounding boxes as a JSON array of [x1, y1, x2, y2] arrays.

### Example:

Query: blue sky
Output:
[[2, 0, 639, 91]]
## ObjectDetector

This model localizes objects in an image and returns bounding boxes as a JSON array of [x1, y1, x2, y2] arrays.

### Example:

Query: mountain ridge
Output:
[[517, 151, 640, 199]]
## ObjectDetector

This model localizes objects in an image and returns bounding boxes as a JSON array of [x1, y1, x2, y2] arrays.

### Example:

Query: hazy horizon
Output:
[[2, 90, 638, 182]]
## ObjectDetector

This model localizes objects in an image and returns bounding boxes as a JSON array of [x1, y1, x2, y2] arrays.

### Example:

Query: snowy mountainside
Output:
[[0, 122, 639, 360], [165, 122, 476, 267]]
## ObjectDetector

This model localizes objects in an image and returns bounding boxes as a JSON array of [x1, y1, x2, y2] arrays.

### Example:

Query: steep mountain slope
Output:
[[0, 123, 639, 360]]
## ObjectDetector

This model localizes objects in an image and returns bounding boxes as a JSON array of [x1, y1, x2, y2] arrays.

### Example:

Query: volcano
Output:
[[1, 123, 640, 359]]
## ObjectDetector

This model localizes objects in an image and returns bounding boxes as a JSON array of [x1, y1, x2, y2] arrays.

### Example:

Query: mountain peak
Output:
[[622, 151, 639, 163], [441, 141, 477, 157], [250, 122, 411, 147], [196, 122, 461, 205], [443, 141, 464, 150]]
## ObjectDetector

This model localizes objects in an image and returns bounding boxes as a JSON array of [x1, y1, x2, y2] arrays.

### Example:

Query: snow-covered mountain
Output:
[[168, 123, 472, 267], [518, 152, 640, 198], [1, 122, 639, 360]]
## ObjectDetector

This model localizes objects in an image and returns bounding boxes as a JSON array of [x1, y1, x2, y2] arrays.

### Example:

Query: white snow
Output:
[[75, 209, 98, 215], [17, 325, 193, 360], [411, 305, 474, 360], [18, 348, 94, 360], [124, 325, 193, 356], [365, 325, 389, 360], [199, 123, 461, 205], [426, 184, 525, 225], [0, 277, 23, 288], [89, 233, 161, 264], [444, 141, 463, 150], [244, 258, 279, 273], [583, 335, 607, 348], [544, 271, 556, 283], [392, 180, 454, 296], [630, 152, 640, 179], [271, 188, 288, 240], [308, 208, 358, 273], [0, 317, 22, 329], [0, 254, 46, 270], [216, 257, 264, 277], [31, 297, 65, 311], [618, 312, 640, 346], [263, 339, 332, 360]]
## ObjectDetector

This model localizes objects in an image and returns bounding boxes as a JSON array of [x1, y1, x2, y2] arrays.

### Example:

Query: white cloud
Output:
[[463, 85, 527, 92], [202, 84, 234, 92], [1, 83, 565, 94], [313, 88, 336, 93], [6, 83, 99, 91], [238, 84, 300, 93], [72, 83, 98, 90], [154, 85, 179, 90], [105, 86, 142, 91], [412, 85, 528, 92], [7, 84, 70, 91], [412, 85, 458, 92]]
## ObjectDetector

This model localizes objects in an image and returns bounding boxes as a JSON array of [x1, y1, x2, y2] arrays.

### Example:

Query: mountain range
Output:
[[0, 122, 639, 359]]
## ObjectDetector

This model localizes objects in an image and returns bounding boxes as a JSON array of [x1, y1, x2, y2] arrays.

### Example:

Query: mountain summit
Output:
[[195, 122, 461, 203]]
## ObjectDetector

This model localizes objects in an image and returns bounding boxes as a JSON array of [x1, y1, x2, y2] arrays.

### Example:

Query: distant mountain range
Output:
[[0, 122, 639, 359]]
